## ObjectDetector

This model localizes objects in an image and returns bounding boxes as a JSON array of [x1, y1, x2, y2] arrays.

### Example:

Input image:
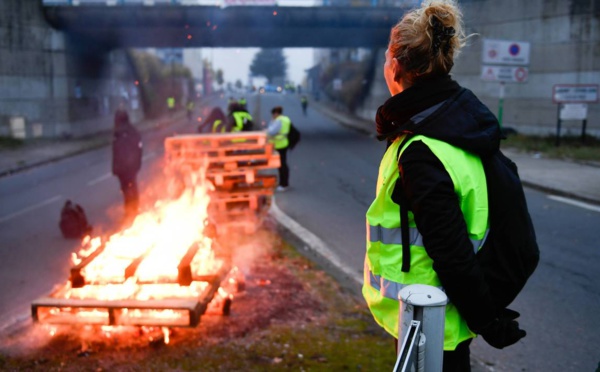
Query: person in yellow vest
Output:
[[197, 107, 226, 134], [238, 97, 247, 111], [364, 1, 526, 370], [167, 96, 175, 116], [300, 95, 308, 116], [227, 102, 254, 133], [186, 100, 194, 122], [267, 106, 291, 192]]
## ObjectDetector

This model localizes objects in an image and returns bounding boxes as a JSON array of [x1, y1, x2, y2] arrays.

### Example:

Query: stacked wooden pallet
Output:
[[165, 132, 280, 235], [32, 239, 232, 328]]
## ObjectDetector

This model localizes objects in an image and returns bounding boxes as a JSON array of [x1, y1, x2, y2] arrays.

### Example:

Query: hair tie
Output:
[[431, 17, 455, 56]]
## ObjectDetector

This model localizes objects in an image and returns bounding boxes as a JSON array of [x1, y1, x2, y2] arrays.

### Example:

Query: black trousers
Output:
[[117, 174, 139, 218], [394, 338, 472, 372], [277, 147, 289, 187]]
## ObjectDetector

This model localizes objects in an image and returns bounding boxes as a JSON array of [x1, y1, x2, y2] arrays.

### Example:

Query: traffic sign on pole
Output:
[[552, 84, 599, 103], [480, 65, 529, 83], [482, 39, 531, 66]]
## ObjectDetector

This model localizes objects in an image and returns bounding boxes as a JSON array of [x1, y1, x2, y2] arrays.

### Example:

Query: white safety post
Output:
[[394, 284, 448, 372]]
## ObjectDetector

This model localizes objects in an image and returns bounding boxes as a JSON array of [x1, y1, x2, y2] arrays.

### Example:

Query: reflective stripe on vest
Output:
[[367, 224, 488, 254], [212, 119, 224, 133], [366, 266, 444, 301]]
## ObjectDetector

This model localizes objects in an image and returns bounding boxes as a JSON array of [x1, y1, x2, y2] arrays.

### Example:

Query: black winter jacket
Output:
[[112, 118, 142, 178]]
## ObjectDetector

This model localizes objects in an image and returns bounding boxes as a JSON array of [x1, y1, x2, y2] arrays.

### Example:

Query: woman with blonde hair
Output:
[[362, 1, 526, 370]]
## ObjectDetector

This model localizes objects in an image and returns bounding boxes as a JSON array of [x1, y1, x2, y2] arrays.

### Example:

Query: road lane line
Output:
[[269, 200, 362, 286], [87, 173, 112, 186], [0, 195, 62, 224], [548, 195, 600, 213], [87, 151, 155, 187]]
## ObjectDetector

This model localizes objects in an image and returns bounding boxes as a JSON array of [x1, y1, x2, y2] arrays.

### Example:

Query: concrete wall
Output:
[[357, 0, 600, 137], [0, 0, 143, 139]]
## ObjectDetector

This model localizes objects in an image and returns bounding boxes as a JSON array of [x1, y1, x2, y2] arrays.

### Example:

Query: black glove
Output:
[[479, 308, 526, 349]]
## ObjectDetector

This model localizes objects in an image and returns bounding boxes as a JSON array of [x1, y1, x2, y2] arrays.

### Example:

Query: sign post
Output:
[[552, 84, 599, 146], [498, 82, 505, 127], [481, 39, 530, 129]]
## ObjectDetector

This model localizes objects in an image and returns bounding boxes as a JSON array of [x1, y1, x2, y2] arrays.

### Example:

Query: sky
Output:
[[201, 47, 316, 86]]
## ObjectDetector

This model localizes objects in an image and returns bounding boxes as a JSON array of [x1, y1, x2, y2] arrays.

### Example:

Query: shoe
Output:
[[276, 186, 288, 192]]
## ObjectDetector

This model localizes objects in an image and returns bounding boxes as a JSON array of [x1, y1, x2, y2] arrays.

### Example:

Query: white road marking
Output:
[[87, 173, 112, 186], [0, 195, 62, 224], [269, 200, 362, 286], [87, 152, 155, 187], [548, 195, 600, 213]]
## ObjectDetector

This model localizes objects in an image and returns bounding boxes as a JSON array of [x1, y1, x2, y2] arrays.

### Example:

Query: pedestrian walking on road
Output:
[[186, 100, 195, 122], [300, 95, 308, 116], [362, 1, 526, 370], [267, 106, 292, 191], [167, 96, 175, 116], [112, 108, 142, 226]]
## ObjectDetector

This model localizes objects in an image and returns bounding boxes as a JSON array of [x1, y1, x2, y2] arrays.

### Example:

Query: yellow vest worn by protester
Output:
[[363, 134, 489, 351], [232, 111, 252, 132], [211, 119, 225, 133], [271, 115, 291, 150]]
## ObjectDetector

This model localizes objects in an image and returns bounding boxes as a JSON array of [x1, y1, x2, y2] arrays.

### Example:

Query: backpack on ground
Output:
[[287, 123, 301, 150], [397, 138, 539, 310], [59, 200, 92, 239]]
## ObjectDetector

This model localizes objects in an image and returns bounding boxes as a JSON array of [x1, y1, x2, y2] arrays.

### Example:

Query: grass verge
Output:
[[502, 133, 600, 163]]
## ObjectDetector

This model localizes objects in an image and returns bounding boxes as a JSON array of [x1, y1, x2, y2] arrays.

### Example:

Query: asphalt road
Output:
[[0, 92, 598, 371]]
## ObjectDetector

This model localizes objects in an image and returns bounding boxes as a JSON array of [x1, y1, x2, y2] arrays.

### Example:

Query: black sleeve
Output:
[[396, 140, 497, 332]]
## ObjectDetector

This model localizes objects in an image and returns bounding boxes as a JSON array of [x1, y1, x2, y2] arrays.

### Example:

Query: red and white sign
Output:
[[481, 65, 529, 83], [482, 39, 530, 66]]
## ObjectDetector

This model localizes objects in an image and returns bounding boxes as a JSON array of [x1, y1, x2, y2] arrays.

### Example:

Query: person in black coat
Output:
[[112, 109, 142, 224]]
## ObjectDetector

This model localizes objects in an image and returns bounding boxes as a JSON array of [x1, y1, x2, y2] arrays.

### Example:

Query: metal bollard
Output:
[[393, 284, 448, 372]]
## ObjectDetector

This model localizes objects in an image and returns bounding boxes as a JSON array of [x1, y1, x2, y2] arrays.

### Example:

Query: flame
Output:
[[42, 167, 231, 328], [70, 171, 213, 292], [162, 327, 170, 344]]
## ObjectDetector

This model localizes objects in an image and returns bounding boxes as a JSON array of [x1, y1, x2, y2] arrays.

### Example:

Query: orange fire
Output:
[[33, 167, 235, 330]]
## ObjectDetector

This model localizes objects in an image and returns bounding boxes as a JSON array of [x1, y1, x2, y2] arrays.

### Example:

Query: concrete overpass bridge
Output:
[[42, 5, 407, 48], [3, 0, 408, 139]]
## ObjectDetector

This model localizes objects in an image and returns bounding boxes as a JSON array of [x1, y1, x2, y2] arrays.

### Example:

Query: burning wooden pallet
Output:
[[165, 132, 280, 235], [32, 239, 233, 327], [32, 176, 237, 329]]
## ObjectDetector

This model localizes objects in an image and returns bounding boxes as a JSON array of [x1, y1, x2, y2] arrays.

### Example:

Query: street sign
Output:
[[482, 39, 531, 66], [552, 84, 599, 103], [480, 65, 529, 83], [560, 103, 588, 120]]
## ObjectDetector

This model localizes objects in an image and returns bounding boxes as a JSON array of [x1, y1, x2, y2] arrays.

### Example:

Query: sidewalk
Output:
[[311, 101, 600, 207], [0, 111, 184, 178]]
